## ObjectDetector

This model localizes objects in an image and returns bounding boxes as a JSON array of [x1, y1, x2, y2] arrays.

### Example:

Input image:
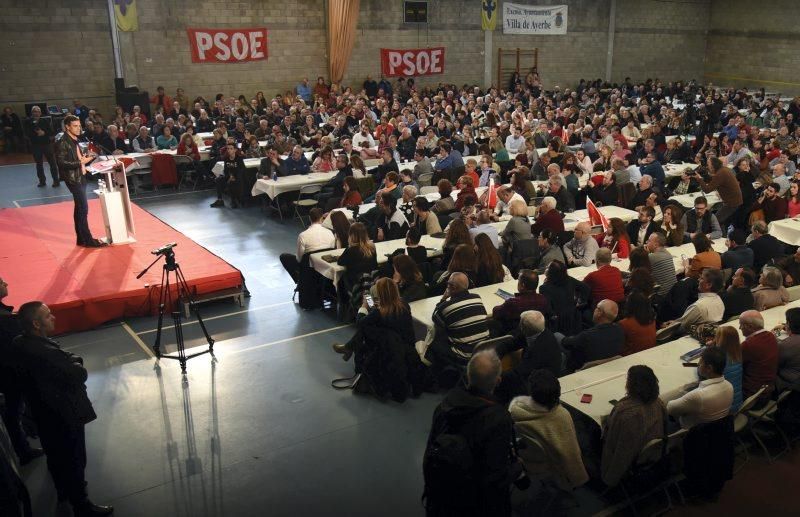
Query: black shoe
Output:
[[332, 342, 353, 361], [73, 501, 114, 517], [85, 239, 108, 248], [52, 181, 60, 187], [37, 182, 46, 187], [19, 447, 44, 465], [210, 199, 224, 208]]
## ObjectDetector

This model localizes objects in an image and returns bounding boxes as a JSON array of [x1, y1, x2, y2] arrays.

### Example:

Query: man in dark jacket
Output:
[[721, 267, 755, 321], [424, 350, 517, 517], [561, 299, 624, 372], [748, 220, 785, 272], [491, 269, 550, 334], [0, 277, 43, 465], [26, 105, 60, 187], [12, 301, 112, 516], [55, 115, 106, 248]]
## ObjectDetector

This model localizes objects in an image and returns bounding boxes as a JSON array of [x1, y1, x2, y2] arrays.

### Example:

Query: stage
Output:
[[0, 200, 243, 334]]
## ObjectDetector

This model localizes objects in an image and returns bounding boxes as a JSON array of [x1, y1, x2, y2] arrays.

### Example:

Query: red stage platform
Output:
[[0, 200, 242, 334]]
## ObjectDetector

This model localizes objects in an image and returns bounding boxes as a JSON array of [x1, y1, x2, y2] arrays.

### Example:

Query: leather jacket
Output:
[[55, 133, 84, 185]]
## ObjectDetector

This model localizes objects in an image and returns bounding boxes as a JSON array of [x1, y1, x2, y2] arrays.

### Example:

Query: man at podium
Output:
[[55, 115, 108, 248]]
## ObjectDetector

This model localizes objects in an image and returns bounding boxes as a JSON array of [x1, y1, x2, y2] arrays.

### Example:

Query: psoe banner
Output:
[[380, 47, 445, 77], [187, 28, 268, 63], [503, 3, 568, 35]]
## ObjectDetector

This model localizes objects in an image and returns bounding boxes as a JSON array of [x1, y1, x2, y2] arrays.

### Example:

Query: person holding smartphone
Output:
[[55, 115, 107, 248]]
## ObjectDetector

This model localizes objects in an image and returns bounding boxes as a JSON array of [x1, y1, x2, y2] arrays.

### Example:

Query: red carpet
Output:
[[0, 200, 242, 334]]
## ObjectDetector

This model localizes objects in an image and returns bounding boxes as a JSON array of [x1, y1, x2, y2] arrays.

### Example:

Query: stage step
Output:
[[183, 287, 244, 317]]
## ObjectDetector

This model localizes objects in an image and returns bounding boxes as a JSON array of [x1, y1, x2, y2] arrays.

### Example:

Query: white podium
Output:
[[91, 158, 136, 245]]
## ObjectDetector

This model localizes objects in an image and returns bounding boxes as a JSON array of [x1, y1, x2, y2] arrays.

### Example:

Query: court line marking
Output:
[[14, 193, 74, 203], [122, 322, 156, 359], [136, 301, 294, 335], [224, 324, 351, 356]]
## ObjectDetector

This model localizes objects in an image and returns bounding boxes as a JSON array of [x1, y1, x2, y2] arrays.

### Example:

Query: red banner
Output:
[[187, 28, 268, 63], [380, 47, 445, 77]]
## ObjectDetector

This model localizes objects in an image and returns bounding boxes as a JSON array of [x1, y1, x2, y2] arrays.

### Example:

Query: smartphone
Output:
[[365, 295, 374, 309], [580, 393, 593, 404]]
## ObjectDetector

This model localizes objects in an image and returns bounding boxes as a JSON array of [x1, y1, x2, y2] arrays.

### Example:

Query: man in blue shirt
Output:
[[433, 142, 464, 172], [296, 78, 312, 103], [639, 151, 665, 188], [283, 145, 311, 175]]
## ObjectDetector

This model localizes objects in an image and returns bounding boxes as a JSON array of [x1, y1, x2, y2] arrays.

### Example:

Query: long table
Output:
[[560, 298, 797, 428], [407, 238, 727, 331], [311, 205, 639, 286]]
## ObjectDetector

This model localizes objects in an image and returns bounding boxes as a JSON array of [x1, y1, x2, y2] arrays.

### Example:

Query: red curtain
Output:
[[327, 0, 360, 84]]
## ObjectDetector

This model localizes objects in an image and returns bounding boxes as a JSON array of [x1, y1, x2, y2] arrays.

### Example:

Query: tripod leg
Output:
[[173, 310, 187, 373], [175, 265, 216, 350], [153, 265, 170, 357]]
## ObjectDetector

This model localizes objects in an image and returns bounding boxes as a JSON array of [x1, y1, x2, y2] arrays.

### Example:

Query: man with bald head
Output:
[[425, 272, 490, 379], [563, 222, 599, 267], [424, 349, 516, 515], [561, 299, 624, 372], [739, 309, 779, 405]]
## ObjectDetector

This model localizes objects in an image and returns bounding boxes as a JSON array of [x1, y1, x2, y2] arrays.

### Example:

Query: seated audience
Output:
[[618, 291, 657, 356], [626, 206, 660, 248], [336, 222, 378, 292], [721, 228, 754, 270], [776, 307, 800, 392], [509, 370, 588, 491], [499, 200, 532, 256], [424, 350, 515, 516], [431, 179, 456, 214], [424, 272, 490, 374], [491, 270, 550, 335], [751, 266, 790, 311], [279, 208, 335, 282], [739, 310, 779, 404], [339, 176, 362, 208], [659, 203, 686, 247], [375, 193, 409, 242], [721, 267, 756, 321], [329, 210, 350, 248], [667, 347, 733, 429], [753, 182, 788, 223], [681, 196, 722, 240], [663, 267, 724, 332], [711, 326, 744, 413], [469, 210, 500, 248], [601, 365, 666, 487], [392, 254, 427, 304], [563, 222, 599, 267], [474, 233, 507, 287], [531, 196, 565, 235], [561, 299, 623, 372], [583, 248, 625, 307], [646, 232, 677, 297], [536, 229, 565, 273], [747, 220, 786, 272], [412, 197, 442, 236], [682, 233, 721, 279], [599, 217, 631, 258]]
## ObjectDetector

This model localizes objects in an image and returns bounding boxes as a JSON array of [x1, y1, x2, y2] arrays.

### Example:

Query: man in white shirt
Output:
[[667, 347, 733, 429], [663, 268, 725, 332], [279, 208, 335, 282], [504, 126, 526, 155], [352, 122, 377, 158], [491, 186, 525, 219]]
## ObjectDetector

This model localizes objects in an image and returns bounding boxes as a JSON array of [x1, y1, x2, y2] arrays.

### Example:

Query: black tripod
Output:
[[137, 244, 215, 372]]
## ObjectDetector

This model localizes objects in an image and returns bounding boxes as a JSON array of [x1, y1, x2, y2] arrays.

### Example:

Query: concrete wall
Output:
[[704, 0, 800, 95], [0, 0, 117, 118], [0, 0, 744, 122]]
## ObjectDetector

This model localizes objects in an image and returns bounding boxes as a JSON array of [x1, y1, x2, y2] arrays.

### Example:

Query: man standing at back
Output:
[[423, 350, 516, 517], [694, 157, 742, 228], [11, 302, 112, 516]]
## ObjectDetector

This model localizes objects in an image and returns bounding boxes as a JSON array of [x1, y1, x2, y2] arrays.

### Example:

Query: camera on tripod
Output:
[[151, 242, 177, 256]]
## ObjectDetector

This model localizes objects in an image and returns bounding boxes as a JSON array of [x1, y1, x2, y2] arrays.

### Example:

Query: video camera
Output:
[[151, 242, 177, 256]]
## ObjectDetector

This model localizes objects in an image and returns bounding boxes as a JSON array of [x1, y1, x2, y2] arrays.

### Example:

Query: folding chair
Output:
[[419, 185, 438, 195], [745, 389, 793, 462], [733, 385, 767, 471], [293, 184, 322, 227], [417, 172, 433, 186], [173, 155, 199, 191]]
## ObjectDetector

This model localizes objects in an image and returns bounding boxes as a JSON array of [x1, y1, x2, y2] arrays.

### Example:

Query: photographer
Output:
[[693, 157, 742, 228]]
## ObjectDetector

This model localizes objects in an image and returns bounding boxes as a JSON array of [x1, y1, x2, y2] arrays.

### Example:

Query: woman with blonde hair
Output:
[[500, 199, 533, 253], [711, 326, 743, 412]]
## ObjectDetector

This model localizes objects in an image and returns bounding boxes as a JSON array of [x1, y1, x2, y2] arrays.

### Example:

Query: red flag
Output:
[[485, 178, 498, 209], [586, 199, 609, 231]]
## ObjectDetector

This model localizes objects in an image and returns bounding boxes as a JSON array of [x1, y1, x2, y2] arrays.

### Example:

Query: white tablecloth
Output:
[[664, 162, 699, 178], [559, 298, 798, 427], [769, 217, 800, 246], [668, 190, 722, 209], [251, 171, 338, 199]]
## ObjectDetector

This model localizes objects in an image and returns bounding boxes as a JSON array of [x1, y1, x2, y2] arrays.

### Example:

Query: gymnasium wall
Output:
[[704, 0, 800, 96], [1, 0, 717, 121]]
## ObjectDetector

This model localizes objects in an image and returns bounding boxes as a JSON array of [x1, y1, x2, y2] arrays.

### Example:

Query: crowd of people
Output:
[[5, 71, 800, 514]]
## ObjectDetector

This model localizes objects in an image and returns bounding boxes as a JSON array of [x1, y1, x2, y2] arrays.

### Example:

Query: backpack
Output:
[[422, 407, 491, 513]]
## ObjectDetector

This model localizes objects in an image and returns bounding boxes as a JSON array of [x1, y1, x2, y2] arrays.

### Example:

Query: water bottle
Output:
[[271, 170, 277, 181], [98, 179, 106, 192]]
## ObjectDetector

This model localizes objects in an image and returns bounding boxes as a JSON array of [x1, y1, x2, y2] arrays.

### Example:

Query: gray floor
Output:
[[1, 163, 611, 517]]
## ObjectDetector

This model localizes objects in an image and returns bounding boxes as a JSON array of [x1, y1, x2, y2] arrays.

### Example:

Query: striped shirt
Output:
[[648, 249, 677, 296], [433, 291, 490, 360]]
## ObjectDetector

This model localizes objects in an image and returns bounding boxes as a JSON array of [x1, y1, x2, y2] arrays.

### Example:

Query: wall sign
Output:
[[187, 28, 269, 63], [380, 47, 445, 77]]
